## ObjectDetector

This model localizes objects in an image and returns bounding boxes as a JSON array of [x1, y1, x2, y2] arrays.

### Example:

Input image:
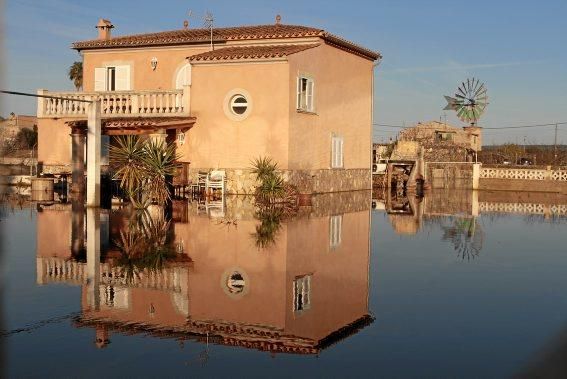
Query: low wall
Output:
[[479, 167, 567, 194], [188, 168, 371, 195], [425, 162, 474, 189]]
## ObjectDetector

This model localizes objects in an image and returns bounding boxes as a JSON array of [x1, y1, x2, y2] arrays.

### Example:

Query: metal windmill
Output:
[[444, 78, 488, 126]]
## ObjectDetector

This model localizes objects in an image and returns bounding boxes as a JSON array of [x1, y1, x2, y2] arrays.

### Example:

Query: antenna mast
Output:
[[204, 11, 214, 51]]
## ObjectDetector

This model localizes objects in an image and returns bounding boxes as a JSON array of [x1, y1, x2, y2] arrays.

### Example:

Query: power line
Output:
[[373, 121, 567, 130]]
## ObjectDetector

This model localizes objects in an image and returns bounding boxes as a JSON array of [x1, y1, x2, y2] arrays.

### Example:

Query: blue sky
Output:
[[1, 0, 566, 144]]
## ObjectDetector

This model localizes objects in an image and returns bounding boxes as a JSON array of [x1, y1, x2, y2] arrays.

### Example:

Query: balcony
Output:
[[37, 88, 190, 119]]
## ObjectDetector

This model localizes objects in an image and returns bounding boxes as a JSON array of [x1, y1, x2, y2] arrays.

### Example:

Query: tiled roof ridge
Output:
[[188, 43, 320, 62], [72, 23, 380, 60], [72, 24, 324, 48]]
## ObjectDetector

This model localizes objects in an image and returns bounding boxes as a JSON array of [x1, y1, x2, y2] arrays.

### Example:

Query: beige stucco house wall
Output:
[[36, 20, 381, 194]]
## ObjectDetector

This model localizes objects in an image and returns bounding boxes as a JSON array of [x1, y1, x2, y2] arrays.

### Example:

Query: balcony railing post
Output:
[[37, 89, 47, 117]]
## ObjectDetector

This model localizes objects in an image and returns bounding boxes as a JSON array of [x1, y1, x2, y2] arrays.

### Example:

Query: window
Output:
[[296, 76, 314, 112], [94, 65, 130, 91], [293, 275, 312, 313], [226, 271, 246, 294], [106, 67, 116, 91], [230, 95, 248, 115], [331, 135, 344, 168], [177, 131, 185, 145], [329, 215, 342, 249], [435, 131, 454, 142]]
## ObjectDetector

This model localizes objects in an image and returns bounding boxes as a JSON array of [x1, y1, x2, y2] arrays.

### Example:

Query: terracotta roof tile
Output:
[[73, 24, 323, 49], [188, 44, 320, 62], [72, 24, 381, 60]]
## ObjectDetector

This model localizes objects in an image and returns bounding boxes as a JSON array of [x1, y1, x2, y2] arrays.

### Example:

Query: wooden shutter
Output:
[[339, 137, 344, 167], [94, 67, 106, 91], [296, 77, 302, 109], [114, 65, 130, 91], [176, 64, 192, 89], [307, 79, 314, 111]]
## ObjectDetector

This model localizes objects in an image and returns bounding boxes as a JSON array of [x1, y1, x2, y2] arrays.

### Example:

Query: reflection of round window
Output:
[[226, 272, 245, 294], [230, 95, 248, 115]]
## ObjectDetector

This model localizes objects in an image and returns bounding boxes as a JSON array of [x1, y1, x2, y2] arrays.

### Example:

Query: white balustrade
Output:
[[37, 257, 186, 292], [481, 167, 546, 180], [38, 90, 187, 118], [551, 170, 567, 181], [479, 202, 567, 215]]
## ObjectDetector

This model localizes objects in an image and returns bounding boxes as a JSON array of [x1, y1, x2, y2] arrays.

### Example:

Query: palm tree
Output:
[[109, 135, 180, 207], [68, 61, 83, 91]]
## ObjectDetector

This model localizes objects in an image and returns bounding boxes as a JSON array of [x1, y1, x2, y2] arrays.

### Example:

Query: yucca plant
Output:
[[110, 136, 180, 207], [250, 156, 278, 182]]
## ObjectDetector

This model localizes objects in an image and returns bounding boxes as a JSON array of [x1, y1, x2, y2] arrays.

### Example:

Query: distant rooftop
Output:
[[72, 23, 380, 61]]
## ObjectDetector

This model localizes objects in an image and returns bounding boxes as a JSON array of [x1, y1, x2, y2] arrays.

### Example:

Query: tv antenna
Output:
[[203, 11, 214, 50], [183, 10, 194, 29]]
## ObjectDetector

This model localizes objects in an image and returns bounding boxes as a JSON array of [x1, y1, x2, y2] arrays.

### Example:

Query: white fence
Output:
[[479, 202, 567, 215], [480, 167, 567, 181], [37, 89, 187, 118]]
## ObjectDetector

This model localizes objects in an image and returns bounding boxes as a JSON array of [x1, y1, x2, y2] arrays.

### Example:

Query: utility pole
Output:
[[554, 123, 558, 163]]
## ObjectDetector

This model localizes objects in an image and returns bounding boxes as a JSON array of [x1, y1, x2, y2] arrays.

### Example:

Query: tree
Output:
[[68, 61, 83, 91], [110, 135, 180, 208]]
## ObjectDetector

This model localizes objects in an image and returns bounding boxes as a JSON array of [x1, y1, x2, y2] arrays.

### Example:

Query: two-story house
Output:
[[36, 17, 381, 194]]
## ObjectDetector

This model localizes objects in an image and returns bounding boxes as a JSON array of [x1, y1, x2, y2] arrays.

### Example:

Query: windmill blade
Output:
[[455, 93, 467, 100], [467, 79, 472, 96], [458, 83, 467, 97], [472, 78, 481, 97], [473, 83, 485, 98]]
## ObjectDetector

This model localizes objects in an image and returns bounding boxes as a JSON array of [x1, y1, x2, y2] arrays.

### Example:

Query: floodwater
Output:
[[0, 189, 566, 378]]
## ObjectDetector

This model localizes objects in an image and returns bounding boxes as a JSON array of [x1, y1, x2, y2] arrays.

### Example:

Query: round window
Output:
[[226, 272, 245, 294], [230, 95, 248, 115]]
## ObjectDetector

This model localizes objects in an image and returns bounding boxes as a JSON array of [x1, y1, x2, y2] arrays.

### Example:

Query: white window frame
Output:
[[329, 215, 343, 249], [177, 131, 185, 145], [331, 135, 344, 168], [94, 65, 130, 91], [296, 76, 315, 112], [293, 275, 312, 313]]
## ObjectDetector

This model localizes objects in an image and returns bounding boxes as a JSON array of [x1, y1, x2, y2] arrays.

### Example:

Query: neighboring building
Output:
[[0, 114, 37, 140], [396, 120, 482, 162], [36, 17, 381, 194]]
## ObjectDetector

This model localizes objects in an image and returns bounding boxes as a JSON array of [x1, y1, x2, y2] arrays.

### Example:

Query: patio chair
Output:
[[205, 170, 226, 197], [191, 171, 208, 198]]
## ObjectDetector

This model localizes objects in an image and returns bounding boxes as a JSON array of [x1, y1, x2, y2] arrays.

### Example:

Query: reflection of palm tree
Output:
[[440, 217, 484, 260], [113, 206, 176, 282]]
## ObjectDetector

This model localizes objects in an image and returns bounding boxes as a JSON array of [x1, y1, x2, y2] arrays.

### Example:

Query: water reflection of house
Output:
[[36, 193, 373, 354]]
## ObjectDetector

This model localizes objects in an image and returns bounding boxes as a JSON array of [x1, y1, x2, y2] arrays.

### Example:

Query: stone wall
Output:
[[182, 190, 371, 221], [188, 168, 371, 195], [425, 163, 474, 189]]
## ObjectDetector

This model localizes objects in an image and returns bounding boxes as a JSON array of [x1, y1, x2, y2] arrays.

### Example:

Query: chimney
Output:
[[96, 18, 114, 40]]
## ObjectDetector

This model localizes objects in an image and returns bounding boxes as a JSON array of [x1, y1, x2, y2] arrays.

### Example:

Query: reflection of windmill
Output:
[[440, 217, 484, 261], [444, 78, 488, 127]]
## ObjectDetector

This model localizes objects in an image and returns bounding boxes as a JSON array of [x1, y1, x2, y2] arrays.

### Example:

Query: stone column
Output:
[[70, 126, 86, 194], [86, 207, 101, 310], [472, 163, 481, 190], [71, 194, 85, 258], [87, 100, 101, 207]]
